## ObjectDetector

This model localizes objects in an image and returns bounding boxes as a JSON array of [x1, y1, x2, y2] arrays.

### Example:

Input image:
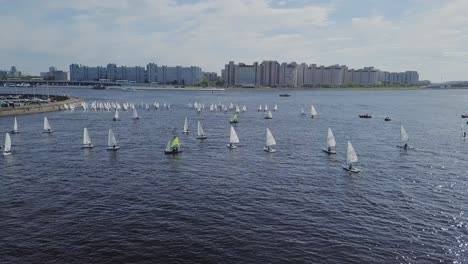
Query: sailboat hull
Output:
[[342, 165, 360, 173], [11, 130, 19, 134], [113, 118, 120, 121], [227, 144, 237, 149], [106, 146, 120, 151], [397, 145, 414, 149], [229, 120, 239, 124], [183, 130, 190, 134], [82, 144, 95, 149], [196, 136, 207, 140], [164, 150, 183, 154], [263, 147, 276, 153], [264, 117, 272, 119], [322, 148, 337, 154], [3, 151, 11, 156], [43, 130, 54, 133]]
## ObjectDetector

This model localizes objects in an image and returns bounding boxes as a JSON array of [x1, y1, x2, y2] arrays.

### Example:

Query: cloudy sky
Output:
[[1, 0, 467, 82]]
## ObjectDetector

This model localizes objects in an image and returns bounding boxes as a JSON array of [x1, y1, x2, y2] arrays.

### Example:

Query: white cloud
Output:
[[1, 0, 468, 81]]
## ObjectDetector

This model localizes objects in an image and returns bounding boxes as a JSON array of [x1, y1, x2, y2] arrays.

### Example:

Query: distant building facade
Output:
[[222, 61, 420, 87], [40, 66, 68, 81], [70, 63, 203, 85]]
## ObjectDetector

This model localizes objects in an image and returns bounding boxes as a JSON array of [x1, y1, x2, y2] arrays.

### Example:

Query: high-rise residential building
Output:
[[203, 72, 219, 83], [41, 66, 68, 81], [235, 63, 258, 87], [69, 63, 203, 85], [260, 60, 280, 87]]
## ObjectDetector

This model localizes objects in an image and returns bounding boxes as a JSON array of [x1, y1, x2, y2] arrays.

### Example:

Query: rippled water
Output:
[[1, 87, 468, 263]]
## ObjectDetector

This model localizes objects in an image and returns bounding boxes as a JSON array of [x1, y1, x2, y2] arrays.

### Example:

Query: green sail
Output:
[[232, 114, 238, 121], [170, 136, 180, 148]]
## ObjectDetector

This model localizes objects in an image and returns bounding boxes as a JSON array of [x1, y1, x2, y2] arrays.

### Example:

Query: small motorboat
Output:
[[279, 94, 291, 97], [384, 117, 392, 121], [359, 114, 372, 118], [461, 114, 468, 118]]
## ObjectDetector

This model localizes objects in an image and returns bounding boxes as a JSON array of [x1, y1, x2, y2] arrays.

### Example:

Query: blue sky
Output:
[[0, 0, 466, 82]]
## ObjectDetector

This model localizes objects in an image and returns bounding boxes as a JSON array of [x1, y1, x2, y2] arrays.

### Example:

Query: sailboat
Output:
[[197, 121, 207, 139], [106, 129, 120, 150], [183, 117, 190, 133], [43, 117, 53, 133], [397, 125, 412, 149], [462, 124, 466, 139], [258, 105, 262, 112], [343, 141, 360, 173], [12, 117, 19, 134], [132, 108, 139, 119], [274, 104, 278, 111], [164, 136, 182, 154], [263, 128, 276, 153], [82, 127, 94, 148], [227, 126, 240, 149], [235, 105, 240, 113], [300, 108, 306, 115], [322, 128, 337, 154], [264, 105, 268, 112], [264, 110, 273, 119], [3, 133, 11, 156], [311, 105, 318, 118], [113, 109, 120, 121], [230, 113, 239, 123]]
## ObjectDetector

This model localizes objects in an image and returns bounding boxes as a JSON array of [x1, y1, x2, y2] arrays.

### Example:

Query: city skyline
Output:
[[1, 0, 467, 82]]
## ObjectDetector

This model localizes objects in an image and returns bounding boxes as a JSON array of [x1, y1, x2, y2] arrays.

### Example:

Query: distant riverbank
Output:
[[0, 96, 82, 117]]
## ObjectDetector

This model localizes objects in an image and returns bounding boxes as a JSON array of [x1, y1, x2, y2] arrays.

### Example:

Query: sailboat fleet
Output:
[[1, 99, 421, 174]]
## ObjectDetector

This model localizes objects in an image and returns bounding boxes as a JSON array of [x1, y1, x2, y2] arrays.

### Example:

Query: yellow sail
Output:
[[233, 113, 238, 121], [170, 136, 180, 148]]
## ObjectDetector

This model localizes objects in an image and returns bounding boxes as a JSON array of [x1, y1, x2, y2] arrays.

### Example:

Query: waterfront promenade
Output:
[[0, 96, 82, 117]]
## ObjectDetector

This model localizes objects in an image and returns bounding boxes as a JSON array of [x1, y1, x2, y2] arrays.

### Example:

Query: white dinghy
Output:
[[43, 117, 54, 133], [82, 127, 94, 148], [3, 133, 12, 156], [107, 129, 120, 150], [263, 128, 277, 153], [227, 126, 240, 149], [197, 121, 207, 140], [12, 117, 19, 134], [343, 141, 360, 173], [322, 128, 337, 154]]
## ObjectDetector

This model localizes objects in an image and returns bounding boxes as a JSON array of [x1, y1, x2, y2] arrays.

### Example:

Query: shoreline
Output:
[[0, 97, 82, 117]]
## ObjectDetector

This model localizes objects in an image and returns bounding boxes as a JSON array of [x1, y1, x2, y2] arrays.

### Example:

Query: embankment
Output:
[[0, 97, 82, 117]]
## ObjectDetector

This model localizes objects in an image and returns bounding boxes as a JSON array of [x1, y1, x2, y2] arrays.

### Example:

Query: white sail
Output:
[[13, 117, 18, 132], [183, 117, 189, 132], [400, 125, 409, 144], [230, 126, 240, 144], [235, 105, 240, 113], [108, 129, 117, 147], [83, 127, 92, 145], [274, 104, 278, 111], [165, 140, 171, 151], [311, 105, 318, 116], [258, 105, 262, 111], [327, 128, 336, 148], [265, 110, 273, 119], [43, 117, 52, 130], [347, 141, 358, 164], [114, 109, 120, 120], [197, 121, 205, 137], [264, 105, 268, 111], [242, 105, 247, 112], [301, 108, 305, 115], [4, 133, 11, 153], [132, 108, 138, 119], [266, 128, 276, 146]]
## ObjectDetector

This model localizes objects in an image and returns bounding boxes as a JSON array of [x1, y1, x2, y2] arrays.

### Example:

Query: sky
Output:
[[0, 0, 467, 82]]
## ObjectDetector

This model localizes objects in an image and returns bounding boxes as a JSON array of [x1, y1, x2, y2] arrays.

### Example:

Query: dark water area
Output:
[[1, 87, 468, 263]]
